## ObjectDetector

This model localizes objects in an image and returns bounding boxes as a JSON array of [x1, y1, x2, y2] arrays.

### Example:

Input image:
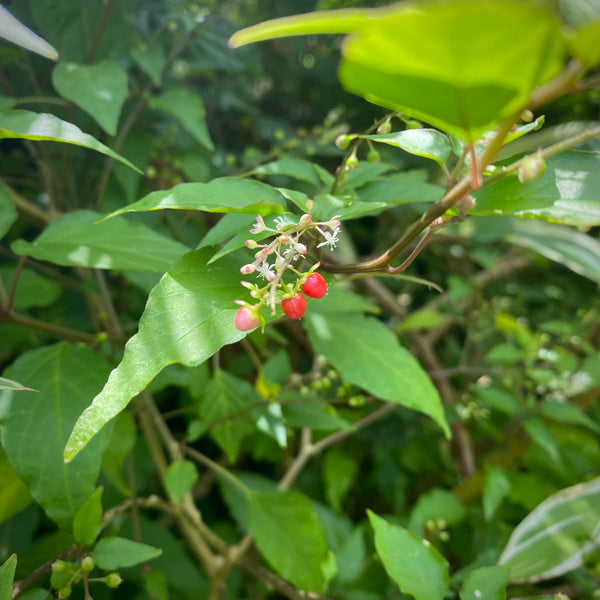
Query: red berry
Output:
[[234, 306, 259, 331], [301, 272, 327, 299], [281, 293, 306, 319]]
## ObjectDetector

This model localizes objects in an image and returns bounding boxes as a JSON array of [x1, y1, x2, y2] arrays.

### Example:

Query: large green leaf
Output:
[[199, 370, 258, 462], [248, 490, 330, 592], [104, 177, 285, 220], [149, 87, 213, 151], [339, 2, 564, 140], [360, 129, 451, 166], [0, 447, 30, 524], [0, 110, 140, 171], [52, 62, 128, 136], [230, 2, 565, 140], [506, 219, 600, 284], [0, 554, 17, 600], [459, 566, 510, 600], [474, 151, 600, 226], [368, 510, 449, 600], [305, 306, 449, 437], [0, 5, 57, 60], [0, 344, 113, 528], [64, 249, 250, 462], [12, 210, 189, 272], [0, 184, 17, 240], [498, 476, 600, 582]]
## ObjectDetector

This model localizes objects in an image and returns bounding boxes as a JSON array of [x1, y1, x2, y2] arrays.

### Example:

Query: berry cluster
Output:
[[234, 200, 339, 331]]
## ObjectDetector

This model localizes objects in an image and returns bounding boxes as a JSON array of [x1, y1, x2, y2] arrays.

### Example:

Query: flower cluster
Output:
[[234, 200, 341, 331]]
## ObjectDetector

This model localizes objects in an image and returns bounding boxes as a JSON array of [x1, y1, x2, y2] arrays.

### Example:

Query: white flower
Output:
[[316, 228, 339, 250], [257, 261, 276, 281]]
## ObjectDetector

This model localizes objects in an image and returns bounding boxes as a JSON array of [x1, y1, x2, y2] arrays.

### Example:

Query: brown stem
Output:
[[84, 0, 116, 64]]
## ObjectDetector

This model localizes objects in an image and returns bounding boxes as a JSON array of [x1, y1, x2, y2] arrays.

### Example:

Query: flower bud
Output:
[[335, 134, 352, 149], [518, 150, 546, 183], [245, 239, 258, 249], [240, 264, 255, 275], [105, 573, 123, 589], [377, 119, 392, 134], [80, 556, 94, 573]]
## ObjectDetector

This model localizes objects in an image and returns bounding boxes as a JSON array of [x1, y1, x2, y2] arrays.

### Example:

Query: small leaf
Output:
[[104, 177, 285, 220], [459, 565, 510, 600], [0, 5, 58, 60], [101, 412, 136, 496], [499, 476, 600, 582], [248, 490, 330, 592], [0, 447, 31, 523], [149, 87, 213, 151], [248, 158, 324, 185], [131, 45, 166, 86], [0, 184, 17, 240], [64, 249, 251, 462], [52, 62, 128, 136], [539, 400, 600, 433], [474, 151, 600, 226], [0, 265, 61, 310], [92, 537, 162, 570], [0, 376, 36, 392], [200, 370, 258, 462], [0, 344, 113, 528], [0, 110, 140, 171], [323, 447, 357, 512], [483, 466, 511, 521], [408, 488, 466, 536], [0, 554, 17, 600], [305, 310, 449, 437], [506, 219, 600, 283], [368, 510, 449, 600], [12, 210, 189, 272], [360, 129, 451, 166], [73, 487, 103, 546], [163, 460, 199, 503]]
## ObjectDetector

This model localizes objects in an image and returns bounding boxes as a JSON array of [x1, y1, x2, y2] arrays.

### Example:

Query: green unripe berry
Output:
[[52, 560, 67, 574], [367, 148, 380, 163], [58, 586, 72, 599], [80, 556, 94, 573], [105, 573, 123, 589], [376, 119, 392, 134], [335, 134, 352, 149]]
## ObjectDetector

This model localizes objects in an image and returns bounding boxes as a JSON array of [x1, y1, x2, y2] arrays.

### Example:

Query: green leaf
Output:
[[483, 466, 511, 521], [0, 265, 61, 310], [52, 62, 128, 136], [104, 177, 285, 220], [474, 151, 600, 226], [73, 487, 103, 546], [459, 565, 510, 600], [149, 87, 214, 151], [569, 20, 600, 69], [523, 417, 560, 464], [229, 7, 380, 47], [0, 5, 57, 60], [408, 488, 466, 536], [163, 460, 199, 503], [248, 490, 330, 592], [357, 171, 443, 206], [0, 377, 36, 392], [0, 110, 140, 171], [92, 537, 162, 570], [499, 476, 600, 582], [248, 158, 324, 185], [64, 249, 250, 462], [360, 129, 451, 166], [200, 370, 258, 462], [100, 411, 136, 496], [12, 210, 189, 272], [131, 44, 166, 86], [0, 554, 17, 600], [0, 344, 113, 528], [144, 570, 168, 600], [280, 394, 354, 432], [305, 310, 449, 437], [539, 400, 600, 434], [0, 184, 17, 240], [323, 447, 357, 512], [368, 510, 449, 600], [339, 2, 564, 140], [505, 219, 600, 283], [0, 447, 30, 524]]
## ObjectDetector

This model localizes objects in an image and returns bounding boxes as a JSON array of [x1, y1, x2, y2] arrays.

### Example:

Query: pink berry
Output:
[[281, 293, 306, 320], [234, 306, 259, 331], [301, 272, 327, 299]]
